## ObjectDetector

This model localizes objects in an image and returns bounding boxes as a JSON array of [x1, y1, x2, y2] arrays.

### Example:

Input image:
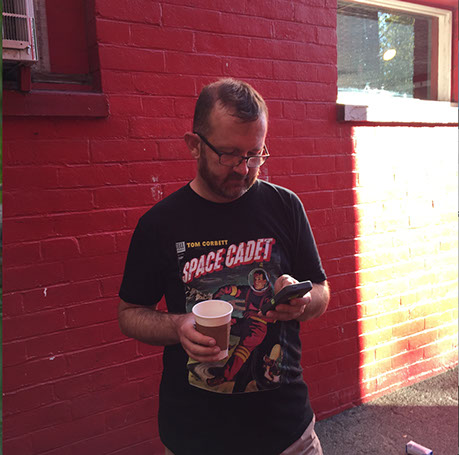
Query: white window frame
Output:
[[337, 0, 456, 123]]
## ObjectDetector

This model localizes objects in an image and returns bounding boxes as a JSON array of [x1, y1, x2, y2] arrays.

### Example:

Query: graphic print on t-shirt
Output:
[[177, 237, 285, 394]]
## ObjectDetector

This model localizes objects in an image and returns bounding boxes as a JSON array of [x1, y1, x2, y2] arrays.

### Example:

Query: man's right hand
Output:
[[174, 313, 223, 363]]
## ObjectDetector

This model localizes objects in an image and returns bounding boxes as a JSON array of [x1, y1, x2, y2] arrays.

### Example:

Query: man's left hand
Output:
[[261, 274, 312, 321]]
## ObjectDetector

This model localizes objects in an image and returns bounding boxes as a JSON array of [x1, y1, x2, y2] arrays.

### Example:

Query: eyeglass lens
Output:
[[220, 154, 267, 168]]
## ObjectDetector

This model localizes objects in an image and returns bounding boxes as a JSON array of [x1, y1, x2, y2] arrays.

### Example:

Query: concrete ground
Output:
[[315, 366, 458, 455]]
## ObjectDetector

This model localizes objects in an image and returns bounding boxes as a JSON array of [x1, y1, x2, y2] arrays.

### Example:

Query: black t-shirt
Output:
[[119, 180, 327, 455]]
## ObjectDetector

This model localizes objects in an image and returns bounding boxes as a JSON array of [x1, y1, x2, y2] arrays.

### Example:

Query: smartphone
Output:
[[260, 280, 313, 315]]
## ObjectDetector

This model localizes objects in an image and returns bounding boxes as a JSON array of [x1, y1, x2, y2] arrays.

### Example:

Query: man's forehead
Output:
[[208, 102, 267, 129]]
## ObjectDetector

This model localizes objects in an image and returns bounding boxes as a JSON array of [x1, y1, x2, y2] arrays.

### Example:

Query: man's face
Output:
[[253, 272, 267, 290], [196, 104, 268, 203]]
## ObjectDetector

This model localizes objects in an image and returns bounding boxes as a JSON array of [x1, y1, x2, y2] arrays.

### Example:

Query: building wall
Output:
[[2, 0, 457, 453]]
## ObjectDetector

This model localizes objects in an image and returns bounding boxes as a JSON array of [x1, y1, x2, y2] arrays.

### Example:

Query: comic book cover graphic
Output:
[[176, 237, 285, 394]]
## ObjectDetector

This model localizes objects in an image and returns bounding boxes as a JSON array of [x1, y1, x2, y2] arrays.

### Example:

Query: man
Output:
[[119, 78, 330, 455]]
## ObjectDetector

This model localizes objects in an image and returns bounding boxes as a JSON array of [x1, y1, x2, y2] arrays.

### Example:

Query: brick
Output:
[[140, 97, 176, 118], [4, 355, 68, 391], [4, 402, 72, 439], [66, 340, 137, 374], [5, 140, 90, 165], [91, 139, 158, 163], [71, 383, 139, 419], [297, 82, 336, 102], [125, 207, 153, 228], [91, 364, 127, 390], [3, 384, 55, 416], [298, 190, 334, 211], [268, 119, 294, 137], [126, 356, 164, 380], [63, 254, 125, 282], [2, 435, 34, 455], [105, 398, 155, 430], [67, 419, 156, 455], [55, 117, 130, 141], [30, 414, 106, 454], [106, 439, 156, 455], [126, 161, 162, 184], [4, 166, 59, 190], [316, 26, 337, 46], [93, 185, 157, 208], [3, 262, 66, 293], [273, 61, 317, 82], [102, 319, 126, 343], [101, 70, 134, 94], [3, 308, 66, 342], [5, 188, 94, 217], [223, 57, 273, 79], [78, 233, 117, 256], [157, 139, 190, 161], [96, 19, 130, 45], [3, 340, 27, 366], [294, 5, 336, 27], [26, 325, 106, 358], [3, 242, 41, 267], [195, 33, 250, 57], [165, 52, 223, 76], [3, 216, 56, 243], [159, 160, 196, 182], [164, 5, 272, 38], [253, 79, 298, 100], [132, 73, 196, 96], [247, 38, 298, 62], [318, 338, 359, 363], [392, 319, 425, 339], [96, 0, 161, 24], [269, 138, 316, 157], [59, 164, 131, 188], [41, 237, 80, 261], [53, 209, 126, 236], [131, 25, 194, 52], [294, 155, 335, 173], [129, 117, 190, 139], [99, 274, 124, 296], [106, 95, 143, 116], [391, 348, 424, 370], [66, 298, 117, 328], [99, 45, 164, 72], [2, 292, 24, 317], [21, 280, 101, 313], [282, 101, 307, 120]]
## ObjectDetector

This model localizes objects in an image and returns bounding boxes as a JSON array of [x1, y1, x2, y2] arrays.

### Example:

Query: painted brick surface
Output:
[[2, 0, 458, 454]]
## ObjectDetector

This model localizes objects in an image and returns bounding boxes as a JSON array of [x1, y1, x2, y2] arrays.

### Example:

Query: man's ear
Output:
[[184, 132, 201, 159]]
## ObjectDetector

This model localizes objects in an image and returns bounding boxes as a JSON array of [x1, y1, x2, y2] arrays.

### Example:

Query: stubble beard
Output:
[[198, 152, 259, 202]]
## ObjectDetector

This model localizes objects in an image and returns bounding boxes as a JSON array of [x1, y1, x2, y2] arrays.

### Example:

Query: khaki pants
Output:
[[164, 415, 323, 455]]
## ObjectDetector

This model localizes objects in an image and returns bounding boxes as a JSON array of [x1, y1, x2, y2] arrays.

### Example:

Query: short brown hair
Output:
[[193, 78, 268, 135]]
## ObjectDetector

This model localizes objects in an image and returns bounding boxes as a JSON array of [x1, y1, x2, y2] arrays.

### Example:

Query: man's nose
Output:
[[233, 158, 249, 175]]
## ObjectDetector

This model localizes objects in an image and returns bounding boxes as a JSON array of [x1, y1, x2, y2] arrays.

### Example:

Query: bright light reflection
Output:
[[383, 49, 397, 61]]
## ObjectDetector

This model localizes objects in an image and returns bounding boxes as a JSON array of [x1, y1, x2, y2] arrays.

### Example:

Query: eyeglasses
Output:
[[194, 132, 270, 169]]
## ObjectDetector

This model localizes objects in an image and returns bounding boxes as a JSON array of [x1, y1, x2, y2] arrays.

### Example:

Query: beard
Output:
[[198, 151, 259, 202]]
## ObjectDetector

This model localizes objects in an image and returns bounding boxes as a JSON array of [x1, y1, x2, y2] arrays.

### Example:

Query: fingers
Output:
[[274, 274, 298, 294], [265, 293, 312, 321], [176, 314, 222, 363]]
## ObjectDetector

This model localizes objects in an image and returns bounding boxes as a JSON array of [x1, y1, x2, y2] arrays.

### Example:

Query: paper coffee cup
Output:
[[192, 300, 233, 360]]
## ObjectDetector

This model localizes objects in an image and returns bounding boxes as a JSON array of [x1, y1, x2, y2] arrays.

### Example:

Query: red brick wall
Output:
[[3, 0, 457, 453]]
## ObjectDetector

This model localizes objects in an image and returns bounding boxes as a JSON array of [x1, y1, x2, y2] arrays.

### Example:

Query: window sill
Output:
[[337, 96, 458, 125], [3, 90, 110, 118]]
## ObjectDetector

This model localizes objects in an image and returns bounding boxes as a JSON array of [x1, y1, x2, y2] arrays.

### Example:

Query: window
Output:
[[337, 0, 453, 103], [3, 0, 96, 91], [3, 0, 108, 117]]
